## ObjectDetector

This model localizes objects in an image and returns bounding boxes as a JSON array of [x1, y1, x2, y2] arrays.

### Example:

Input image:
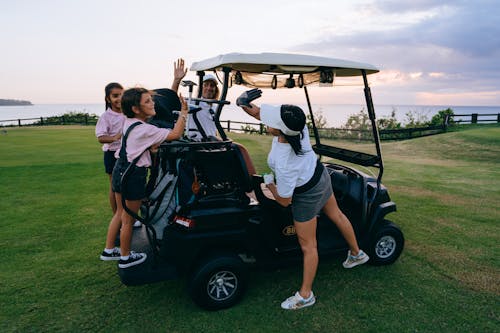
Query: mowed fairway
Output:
[[1, 125, 499, 332]]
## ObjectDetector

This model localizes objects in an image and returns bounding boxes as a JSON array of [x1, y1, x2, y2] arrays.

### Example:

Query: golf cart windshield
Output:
[[189, 52, 384, 184]]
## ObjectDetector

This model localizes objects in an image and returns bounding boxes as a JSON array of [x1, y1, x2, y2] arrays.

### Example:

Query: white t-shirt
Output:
[[187, 102, 217, 141], [95, 108, 125, 152], [116, 118, 171, 167], [267, 127, 317, 198]]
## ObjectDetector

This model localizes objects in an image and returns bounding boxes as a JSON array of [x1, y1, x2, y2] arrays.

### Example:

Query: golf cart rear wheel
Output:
[[368, 220, 404, 265], [188, 254, 247, 310]]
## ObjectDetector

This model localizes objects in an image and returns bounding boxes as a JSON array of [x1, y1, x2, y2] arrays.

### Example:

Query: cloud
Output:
[[290, 0, 500, 103]]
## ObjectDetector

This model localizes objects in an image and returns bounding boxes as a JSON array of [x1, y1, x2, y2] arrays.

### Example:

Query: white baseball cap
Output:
[[203, 74, 218, 84], [260, 104, 303, 136]]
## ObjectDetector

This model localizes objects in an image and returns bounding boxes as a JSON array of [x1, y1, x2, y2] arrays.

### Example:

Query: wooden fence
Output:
[[453, 113, 500, 124], [1, 113, 498, 141]]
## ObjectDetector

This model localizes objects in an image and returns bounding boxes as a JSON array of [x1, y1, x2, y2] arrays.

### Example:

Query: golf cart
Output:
[[119, 52, 404, 310]]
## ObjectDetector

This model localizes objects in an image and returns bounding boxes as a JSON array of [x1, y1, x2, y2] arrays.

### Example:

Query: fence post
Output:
[[40, 117, 44, 126], [497, 113, 500, 123], [260, 123, 264, 135], [18, 119, 21, 127], [471, 113, 478, 124], [227, 120, 231, 132]]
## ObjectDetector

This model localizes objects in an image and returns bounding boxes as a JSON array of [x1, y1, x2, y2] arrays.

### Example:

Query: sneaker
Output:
[[133, 220, 142, 228], [281, 291, 316, 310], [100, 247, 121, 261], [118, 252, 147, 269], [343, 249, 369, 268]]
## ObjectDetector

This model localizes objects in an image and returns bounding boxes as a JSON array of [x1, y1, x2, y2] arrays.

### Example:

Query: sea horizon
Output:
[[1, 103, 499, 127]]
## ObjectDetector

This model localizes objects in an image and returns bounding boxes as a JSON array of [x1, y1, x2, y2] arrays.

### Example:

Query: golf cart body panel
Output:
[[117, 52, 403, 310]]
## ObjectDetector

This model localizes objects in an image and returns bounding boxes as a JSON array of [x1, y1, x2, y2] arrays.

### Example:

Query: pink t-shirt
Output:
[[117, 118, 171, 167], [95, 108, 125, 152]]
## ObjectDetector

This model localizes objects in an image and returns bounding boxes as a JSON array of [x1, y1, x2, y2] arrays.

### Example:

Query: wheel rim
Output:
[[207, 270, 238, 301], [375, 235, 397, 259]]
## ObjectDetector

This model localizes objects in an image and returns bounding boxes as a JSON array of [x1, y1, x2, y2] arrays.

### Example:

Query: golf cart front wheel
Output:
[[188, 254, 248, 310], [368, 220, 404, 265]]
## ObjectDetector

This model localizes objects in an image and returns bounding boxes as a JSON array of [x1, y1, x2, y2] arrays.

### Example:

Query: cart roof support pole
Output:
[[362, 69, 384, 185], [304, 86, 320, 147]]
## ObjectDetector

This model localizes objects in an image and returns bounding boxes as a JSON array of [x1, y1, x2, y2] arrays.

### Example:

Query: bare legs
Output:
[[294, 194, 361, 299], [107, 174, 117, 214], [103, 192, 140, 256], [322, 195, 361, 255], [294, 218, 318, 299], [119, 198, 141, 256]]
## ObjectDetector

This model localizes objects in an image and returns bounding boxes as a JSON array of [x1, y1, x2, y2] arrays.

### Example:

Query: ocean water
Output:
[[1, 103, 498, 127]]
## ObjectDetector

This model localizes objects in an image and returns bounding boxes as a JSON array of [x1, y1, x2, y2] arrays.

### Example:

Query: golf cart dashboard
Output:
[[313, 144, 380, 167]]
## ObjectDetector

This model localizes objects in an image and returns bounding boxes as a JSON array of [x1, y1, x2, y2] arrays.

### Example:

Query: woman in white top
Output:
[[238, 93, 369, 310]]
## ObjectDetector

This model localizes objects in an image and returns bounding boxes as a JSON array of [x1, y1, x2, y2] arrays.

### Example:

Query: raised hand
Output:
[[236, 88, 262, 107], [173, 58, 187, 81]]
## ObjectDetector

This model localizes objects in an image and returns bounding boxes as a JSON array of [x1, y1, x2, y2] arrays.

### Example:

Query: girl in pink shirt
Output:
[[95, 82, 124, 214], [100, 87, 188, 268]]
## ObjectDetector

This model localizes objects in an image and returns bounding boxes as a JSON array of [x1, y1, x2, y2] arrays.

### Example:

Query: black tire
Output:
[[188, 254, 248, 310], [368, 220, 404, 265]]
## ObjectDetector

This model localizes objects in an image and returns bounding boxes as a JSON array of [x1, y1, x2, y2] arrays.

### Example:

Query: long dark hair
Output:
[[280, 104, 306, 155], [283, 131, 304, 155], [104, 82, 123, 110]]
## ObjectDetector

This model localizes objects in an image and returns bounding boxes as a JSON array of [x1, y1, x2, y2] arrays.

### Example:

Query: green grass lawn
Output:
[[1, 125, 499, 332]]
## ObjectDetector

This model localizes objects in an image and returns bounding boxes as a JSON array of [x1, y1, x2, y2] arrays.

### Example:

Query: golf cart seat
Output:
[[170, 141, 253, 208], [232, 142, 256, 175]]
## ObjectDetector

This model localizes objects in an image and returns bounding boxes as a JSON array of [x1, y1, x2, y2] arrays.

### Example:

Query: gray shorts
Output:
[[292, 166, 333, 222]]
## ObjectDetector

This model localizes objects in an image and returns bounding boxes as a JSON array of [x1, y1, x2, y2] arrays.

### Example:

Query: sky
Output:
[[1, 0, 499, 106]]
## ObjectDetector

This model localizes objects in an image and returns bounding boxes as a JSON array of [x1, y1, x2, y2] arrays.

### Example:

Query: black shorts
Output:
[[111, 158, 148, 200], [104, 150, 118, 174]]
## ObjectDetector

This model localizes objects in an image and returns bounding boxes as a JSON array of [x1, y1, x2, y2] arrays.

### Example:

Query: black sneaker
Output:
[[100, 247, 121, 261], [118, 252, 147, 268]]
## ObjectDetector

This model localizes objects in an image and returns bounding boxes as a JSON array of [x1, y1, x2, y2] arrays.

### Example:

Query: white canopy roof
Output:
[[190, 52, 379, 88]]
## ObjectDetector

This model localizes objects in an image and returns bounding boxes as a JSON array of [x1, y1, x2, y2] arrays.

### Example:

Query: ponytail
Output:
[[282, 129, 304, 155]]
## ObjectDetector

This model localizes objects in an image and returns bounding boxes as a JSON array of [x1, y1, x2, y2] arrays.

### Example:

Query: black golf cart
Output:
[[119, 52, 404, 310]]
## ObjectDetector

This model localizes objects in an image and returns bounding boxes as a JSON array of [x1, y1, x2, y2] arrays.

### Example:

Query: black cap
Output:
[[280, 104, 306, 132]]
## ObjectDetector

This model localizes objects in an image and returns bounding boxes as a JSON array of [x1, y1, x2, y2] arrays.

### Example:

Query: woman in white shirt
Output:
[[239, 96, 369, 310]]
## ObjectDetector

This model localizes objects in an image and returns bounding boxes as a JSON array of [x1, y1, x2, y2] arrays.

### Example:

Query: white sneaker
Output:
[[133, 220, 142, 228], [281, 291, 316, 310], [343, 249, 369, 268]]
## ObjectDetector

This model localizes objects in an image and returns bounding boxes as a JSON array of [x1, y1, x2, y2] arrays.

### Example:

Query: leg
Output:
[[322, 195, 360, 255], [108, 174, 117, 214], [294, 218, 318, 299], [119, 199, 142, 256], [104, 192, 123, 250]]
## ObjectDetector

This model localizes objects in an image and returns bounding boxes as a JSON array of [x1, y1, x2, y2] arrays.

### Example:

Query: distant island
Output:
[[0, 99, 33, 106]]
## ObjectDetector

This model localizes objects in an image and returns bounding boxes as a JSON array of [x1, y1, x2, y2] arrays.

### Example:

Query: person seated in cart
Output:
[[171, 58, 219, 141]]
